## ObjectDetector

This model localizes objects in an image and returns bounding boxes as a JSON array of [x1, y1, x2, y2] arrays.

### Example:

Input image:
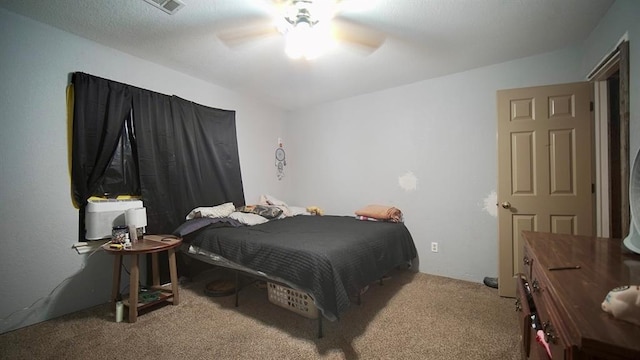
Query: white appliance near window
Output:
[[85, 199, 143, 240]]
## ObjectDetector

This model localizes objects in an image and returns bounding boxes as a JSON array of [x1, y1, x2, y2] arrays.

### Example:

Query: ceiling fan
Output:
[[216, 0, 386, 60]]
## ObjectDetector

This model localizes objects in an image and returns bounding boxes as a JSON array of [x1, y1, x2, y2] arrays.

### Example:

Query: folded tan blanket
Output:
[[355, 205, 403, 223]]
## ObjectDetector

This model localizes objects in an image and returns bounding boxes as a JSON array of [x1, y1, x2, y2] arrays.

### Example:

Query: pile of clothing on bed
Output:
[[173, 194, 317, 236], [174, 195, 404, 237], [186, 194, 308, 223]]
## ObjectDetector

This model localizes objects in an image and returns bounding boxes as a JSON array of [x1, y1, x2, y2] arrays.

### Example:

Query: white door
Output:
[[497, 82, 594, 297]]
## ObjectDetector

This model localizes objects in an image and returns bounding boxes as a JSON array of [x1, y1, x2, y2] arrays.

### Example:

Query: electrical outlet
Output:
[[431, 242, 438, 253]]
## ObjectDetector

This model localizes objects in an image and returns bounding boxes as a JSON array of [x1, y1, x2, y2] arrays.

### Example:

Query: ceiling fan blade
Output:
[[331, 17, 386, 52], [216, 20, 279, 48]]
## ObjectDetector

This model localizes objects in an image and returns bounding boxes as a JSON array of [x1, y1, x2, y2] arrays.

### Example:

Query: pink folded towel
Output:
[[355, 205, 403, 223]]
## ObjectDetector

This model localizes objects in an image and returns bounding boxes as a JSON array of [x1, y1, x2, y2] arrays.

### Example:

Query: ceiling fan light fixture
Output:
[[281, 1, 336, 60], [285, 22, 315, 59], [285, 21, 335, 60]]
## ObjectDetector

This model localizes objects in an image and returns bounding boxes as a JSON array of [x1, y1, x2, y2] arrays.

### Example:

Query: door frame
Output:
[[495, 37, 630, 298], [589, 37, 630, 238]]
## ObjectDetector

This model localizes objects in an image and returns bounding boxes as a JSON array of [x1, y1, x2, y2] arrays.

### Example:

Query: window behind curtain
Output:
[[72, 72, 245, 239], [93, 111, 140, 197]]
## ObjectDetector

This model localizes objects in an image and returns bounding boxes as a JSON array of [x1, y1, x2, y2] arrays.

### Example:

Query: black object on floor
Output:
[[483, 277, 498, 289]]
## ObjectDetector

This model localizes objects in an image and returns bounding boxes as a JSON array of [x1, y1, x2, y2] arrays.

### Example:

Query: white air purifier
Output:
[[85, 199, 143, 240], [623, 147, 640, 254]]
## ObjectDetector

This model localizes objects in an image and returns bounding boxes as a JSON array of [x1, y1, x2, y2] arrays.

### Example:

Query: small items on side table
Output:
[[102, 234, 182, 323]]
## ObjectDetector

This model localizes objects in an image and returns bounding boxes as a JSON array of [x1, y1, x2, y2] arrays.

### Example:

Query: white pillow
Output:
[[229, 211, 269, 226], [264, 194, 288, 207], [288, 206, 310, 216], [186, 202, 235, 220]]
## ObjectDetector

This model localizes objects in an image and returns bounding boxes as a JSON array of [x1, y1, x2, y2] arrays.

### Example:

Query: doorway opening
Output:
[[591, 39, 630, 238], [608, 73, 622, 237]]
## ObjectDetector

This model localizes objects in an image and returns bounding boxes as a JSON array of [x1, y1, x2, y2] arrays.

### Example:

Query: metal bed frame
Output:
[[181, 244, 387, 338]]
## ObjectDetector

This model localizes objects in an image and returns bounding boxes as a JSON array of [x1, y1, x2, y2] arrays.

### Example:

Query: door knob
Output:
[[501, 201, 511, 209]]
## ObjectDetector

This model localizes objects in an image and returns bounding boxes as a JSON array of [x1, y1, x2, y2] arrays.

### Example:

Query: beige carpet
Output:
[[0, 269, 520, 359]]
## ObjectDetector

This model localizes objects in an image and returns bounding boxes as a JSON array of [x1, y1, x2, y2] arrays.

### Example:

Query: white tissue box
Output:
[[85, 199, 143, 240]]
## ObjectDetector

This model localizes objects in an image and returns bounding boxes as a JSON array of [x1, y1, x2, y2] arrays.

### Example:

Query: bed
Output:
[[178, 214, 417, 336]]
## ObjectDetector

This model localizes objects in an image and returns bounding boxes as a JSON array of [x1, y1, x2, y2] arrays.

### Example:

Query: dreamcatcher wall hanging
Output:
[[275, 140, 286, 180]]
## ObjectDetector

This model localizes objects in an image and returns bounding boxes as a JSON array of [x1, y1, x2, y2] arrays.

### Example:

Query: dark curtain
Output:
[[167, 96, 245, 231], [72, 72, 245, 238], [71, 73, 133, 240], [132, 89, 178, 234]]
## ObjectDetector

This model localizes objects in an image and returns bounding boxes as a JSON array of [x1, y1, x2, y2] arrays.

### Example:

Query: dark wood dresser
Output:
[[517, 231, 640, 359]]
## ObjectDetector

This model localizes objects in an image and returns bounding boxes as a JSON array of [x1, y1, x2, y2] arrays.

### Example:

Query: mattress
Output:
[[182, 215, 417, 320]]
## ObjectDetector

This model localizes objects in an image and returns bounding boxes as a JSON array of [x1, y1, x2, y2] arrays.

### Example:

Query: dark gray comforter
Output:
[[184, 215, 417, 321]]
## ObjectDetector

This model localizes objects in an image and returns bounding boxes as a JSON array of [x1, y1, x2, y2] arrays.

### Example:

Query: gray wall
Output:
[[283, 47, 584, 281], [1, 0, 639, 335], [283, 0, 640, 283], [0, 8, 286, 334]]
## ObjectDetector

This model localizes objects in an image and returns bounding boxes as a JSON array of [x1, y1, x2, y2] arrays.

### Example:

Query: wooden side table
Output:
[[102, 234, 182, 322]]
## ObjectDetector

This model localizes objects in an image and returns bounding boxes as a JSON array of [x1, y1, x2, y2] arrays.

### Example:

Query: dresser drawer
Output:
[[529, 265, 569, 359], [516, 274, 533, 357], [521, 231, 640, 359]]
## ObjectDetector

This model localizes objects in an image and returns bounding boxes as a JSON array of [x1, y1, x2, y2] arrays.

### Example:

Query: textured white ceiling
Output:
[[0, 0, 614, 110]]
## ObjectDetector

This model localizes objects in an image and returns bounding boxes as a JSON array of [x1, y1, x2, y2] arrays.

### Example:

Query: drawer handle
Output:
[[515, 298, 522, 312], [523, 256, 530, 266], [543, 321, 557, 344], [531, 279, 540, 293]]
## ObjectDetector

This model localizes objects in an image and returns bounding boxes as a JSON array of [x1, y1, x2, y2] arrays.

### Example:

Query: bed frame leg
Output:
[[318, 316, 323, 339], [234, 271, 239, 307]]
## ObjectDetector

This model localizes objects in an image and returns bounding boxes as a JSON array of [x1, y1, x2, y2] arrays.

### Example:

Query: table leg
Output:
[[129, 254, 139, 323], [151, 252, 159, 287], [168, 248, 179, 305], [111, 254, 122, 304]]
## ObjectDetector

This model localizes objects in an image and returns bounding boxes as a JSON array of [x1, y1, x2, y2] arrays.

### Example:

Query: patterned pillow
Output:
[[237, 205, 283, 219]]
